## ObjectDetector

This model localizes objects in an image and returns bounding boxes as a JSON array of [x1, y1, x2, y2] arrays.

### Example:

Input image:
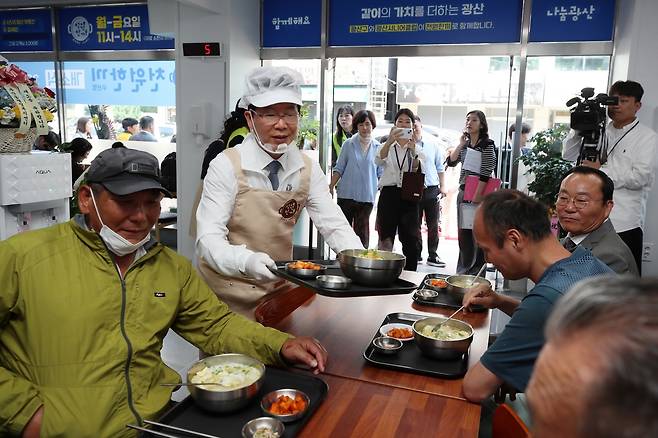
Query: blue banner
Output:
[[58, 4, 174, 51], [0, 9, 53, 52], [329, 0, 522, 46], [18, 61, 175, 106], [262, 0, 322, 48], [529, 0, 615, 42]]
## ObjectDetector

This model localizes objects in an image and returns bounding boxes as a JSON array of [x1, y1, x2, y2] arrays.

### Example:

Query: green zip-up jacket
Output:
[[0, 217, 291, 437]]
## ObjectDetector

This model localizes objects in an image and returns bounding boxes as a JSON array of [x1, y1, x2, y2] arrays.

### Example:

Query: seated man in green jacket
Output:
[[0, 147, 327, 438]]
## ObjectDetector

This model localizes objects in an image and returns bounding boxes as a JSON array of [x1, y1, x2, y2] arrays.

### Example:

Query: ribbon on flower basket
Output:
[[0, 64, 49, 137]]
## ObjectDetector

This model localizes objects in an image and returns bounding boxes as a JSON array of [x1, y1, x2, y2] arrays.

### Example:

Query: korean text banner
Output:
[[262, 0, 322, 47], [329, 0, 522, 46], [529, 0, 615, 42], [0, 9, 53, 52], [58, 4, 174, 51], [21, 61, 175, 106]]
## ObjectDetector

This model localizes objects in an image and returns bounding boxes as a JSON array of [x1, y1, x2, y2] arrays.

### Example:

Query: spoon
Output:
[[432, 305, 465, 334], [160, 382, 228, 388], [468, 263, 488, 287]]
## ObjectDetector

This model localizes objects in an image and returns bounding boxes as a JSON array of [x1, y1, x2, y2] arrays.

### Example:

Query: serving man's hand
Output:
[[244, 252, 278, 281], [462, 283, 499, 312], [280, 337, 328, 375]]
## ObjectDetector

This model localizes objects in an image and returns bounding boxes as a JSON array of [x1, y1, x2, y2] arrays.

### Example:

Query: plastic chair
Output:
[[492, 403, 530, 438]]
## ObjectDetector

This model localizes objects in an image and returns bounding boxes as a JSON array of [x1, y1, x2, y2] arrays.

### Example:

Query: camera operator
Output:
[[563, 81, 658, 273]]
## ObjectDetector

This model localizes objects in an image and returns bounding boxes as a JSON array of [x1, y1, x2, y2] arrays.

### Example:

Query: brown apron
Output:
[[198, 148, 311, 319]]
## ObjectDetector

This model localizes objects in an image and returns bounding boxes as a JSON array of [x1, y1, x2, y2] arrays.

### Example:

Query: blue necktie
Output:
[[265, 160, 282, 190]]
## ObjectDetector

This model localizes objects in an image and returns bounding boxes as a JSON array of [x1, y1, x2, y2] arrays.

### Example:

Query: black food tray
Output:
[[269, 260, 418, 297], [157, 367, 328, 438], [412, 274, 485, 312], [363, 312, 468, 379]]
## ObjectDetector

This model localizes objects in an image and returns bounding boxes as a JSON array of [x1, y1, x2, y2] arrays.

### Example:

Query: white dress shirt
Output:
[[375, 142, 426, 188], [563, 120, 658, 231], [196, 134, 363, 277]]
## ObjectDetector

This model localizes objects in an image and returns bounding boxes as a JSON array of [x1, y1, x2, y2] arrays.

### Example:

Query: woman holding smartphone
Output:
[[447, 110, 496, 275], [375, 108, 425, 271]]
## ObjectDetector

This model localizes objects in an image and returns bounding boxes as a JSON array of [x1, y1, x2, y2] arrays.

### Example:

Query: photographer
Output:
[[563, 81, 658, 273]]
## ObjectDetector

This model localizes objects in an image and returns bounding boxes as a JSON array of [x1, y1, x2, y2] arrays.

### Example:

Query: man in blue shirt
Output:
[[413, 115, 447, 267], [460, 190, 613, 402]]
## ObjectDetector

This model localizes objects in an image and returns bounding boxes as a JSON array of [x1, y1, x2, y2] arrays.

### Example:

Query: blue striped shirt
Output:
[[417, 138, 445, 187], [334, 134, 382, 203]]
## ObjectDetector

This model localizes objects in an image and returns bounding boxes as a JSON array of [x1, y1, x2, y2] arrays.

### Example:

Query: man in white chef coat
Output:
[[196, 66, 363, 318]]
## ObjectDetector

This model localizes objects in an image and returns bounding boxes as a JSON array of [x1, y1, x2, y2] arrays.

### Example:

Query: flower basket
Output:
[[0, 61, 57, 153], [0, 127, 38, 153]]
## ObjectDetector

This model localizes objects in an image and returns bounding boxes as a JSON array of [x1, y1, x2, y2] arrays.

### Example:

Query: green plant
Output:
[[517, 124, 573, 209], [297, 105, 319, 149]]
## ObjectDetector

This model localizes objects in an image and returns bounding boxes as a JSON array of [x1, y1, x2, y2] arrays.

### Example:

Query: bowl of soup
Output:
[[337, 249, 405, 287], [412, 316, 474, 360], [445, 275, 491, 301]]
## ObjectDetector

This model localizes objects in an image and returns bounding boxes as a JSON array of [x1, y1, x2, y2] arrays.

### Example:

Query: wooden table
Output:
[[298, 374, 480, 438], [261, 271, 491, 401]]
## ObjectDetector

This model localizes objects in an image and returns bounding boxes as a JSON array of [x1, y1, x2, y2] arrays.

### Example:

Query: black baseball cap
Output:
[[86, 147, 172, 197]]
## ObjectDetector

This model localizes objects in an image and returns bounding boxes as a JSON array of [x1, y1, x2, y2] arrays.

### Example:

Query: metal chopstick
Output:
[[126, 424, 180, 438], [144, 420, 222, 438], [127, 421, 222, 438]]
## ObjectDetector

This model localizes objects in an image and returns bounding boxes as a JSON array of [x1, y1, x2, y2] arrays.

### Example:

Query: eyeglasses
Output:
[[251, 110, 299, 125], [555, 195, 602, 209]]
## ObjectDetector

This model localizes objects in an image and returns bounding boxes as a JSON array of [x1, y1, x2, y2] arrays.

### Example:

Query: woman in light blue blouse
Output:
[[330, 110, 381, 247]]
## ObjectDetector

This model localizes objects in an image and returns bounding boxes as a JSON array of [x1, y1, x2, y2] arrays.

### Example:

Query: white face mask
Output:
[[89, 190, 150, 256], [248, 111, 296, 155]]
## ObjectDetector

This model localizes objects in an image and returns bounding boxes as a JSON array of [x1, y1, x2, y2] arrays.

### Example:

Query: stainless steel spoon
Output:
[[431, 305, 465, 334]]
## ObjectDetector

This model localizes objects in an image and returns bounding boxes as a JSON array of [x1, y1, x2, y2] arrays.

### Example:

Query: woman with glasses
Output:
[[447, 110, 497, 275], [375, 108, 425, 271], [329, 110, 381, 247], [196, 66, 363, 319], [332, 105, 354, 168]]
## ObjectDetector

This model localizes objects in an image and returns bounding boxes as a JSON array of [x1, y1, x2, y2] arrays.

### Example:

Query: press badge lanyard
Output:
[[394, 145, 412, 185], [601, 120, 639, 164]]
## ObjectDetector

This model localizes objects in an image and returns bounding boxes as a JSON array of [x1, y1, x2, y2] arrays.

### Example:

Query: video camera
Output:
[[566, 87, 618, 163]]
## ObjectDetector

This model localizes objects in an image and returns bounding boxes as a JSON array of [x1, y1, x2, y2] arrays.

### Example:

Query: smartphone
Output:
[[399, 128, 413, 139]]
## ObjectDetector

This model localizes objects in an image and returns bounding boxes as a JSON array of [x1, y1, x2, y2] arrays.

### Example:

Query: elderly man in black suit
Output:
[[556, 166, 639, 276]]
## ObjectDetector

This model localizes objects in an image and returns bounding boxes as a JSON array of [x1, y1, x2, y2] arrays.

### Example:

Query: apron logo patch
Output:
[[154, 291, 166, 298], [279, 199, 299, 219]]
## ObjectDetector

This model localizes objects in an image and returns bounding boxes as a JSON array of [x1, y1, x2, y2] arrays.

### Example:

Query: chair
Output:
[[492, 403, 530, 438], [155, 211, 177, 242]]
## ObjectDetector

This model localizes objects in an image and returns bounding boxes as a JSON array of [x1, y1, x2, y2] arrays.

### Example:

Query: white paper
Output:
[[459, 203, 477, 230], [462, 148, 482, 173]]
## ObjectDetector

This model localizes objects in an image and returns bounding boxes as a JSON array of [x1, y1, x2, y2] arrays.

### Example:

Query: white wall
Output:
[[148, 0, 260, 261], [611, 0, 658, 275]]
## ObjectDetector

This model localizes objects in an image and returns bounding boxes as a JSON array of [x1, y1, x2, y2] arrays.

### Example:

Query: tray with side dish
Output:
[[269, 260, 418, 298], [156, 367, 328, 438], [412, 273, 486, 312], [363, 312, 469, 379]]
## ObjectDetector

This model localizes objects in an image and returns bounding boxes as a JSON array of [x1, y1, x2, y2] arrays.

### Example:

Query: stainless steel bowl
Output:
[[372, 336, 403, 355], [445, 275, 491, 301], [412, 316, 474, 360], [415, 288, 439, 300], [242, 417, 285, 438], [423, 278, 448, 292], [186, 353, 265, 413], [286, 262, 326, 279], [337, 249, 406, 287], [316, 274, 352, 290], [260, 389, 310, 423]]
